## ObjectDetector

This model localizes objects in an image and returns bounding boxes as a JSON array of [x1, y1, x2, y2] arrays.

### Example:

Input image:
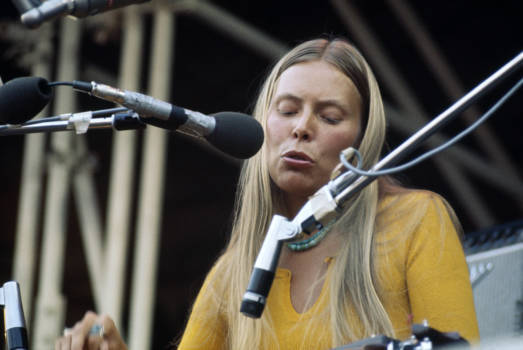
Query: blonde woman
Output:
[[56, 38, 479, 350]]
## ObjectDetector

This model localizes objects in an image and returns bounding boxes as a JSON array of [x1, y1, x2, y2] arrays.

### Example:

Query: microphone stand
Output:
[[0, 108, 146, 136], [240, 51, 523, 318], [1, 281, 29, 350]]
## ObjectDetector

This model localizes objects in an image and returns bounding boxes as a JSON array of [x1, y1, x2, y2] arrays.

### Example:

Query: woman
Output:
[[56, 37, 479, 350]]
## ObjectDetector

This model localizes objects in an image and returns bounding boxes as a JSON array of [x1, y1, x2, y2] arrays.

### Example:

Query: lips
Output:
[[282, 150, 314, 166]]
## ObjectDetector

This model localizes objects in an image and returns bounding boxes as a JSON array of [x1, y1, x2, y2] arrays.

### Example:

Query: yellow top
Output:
[[178, 190, 479, 349]]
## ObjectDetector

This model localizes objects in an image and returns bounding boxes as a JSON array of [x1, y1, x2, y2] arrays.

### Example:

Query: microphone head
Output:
[[205, 112, 264, 159], [0, 76, 53, 124]]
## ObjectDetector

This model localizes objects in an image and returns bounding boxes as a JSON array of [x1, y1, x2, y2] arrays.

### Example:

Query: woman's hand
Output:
[[55, 311, 127, 350]]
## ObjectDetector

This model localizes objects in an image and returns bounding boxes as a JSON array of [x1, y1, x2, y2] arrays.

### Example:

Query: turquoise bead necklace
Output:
[[286, 219, 336, 252]]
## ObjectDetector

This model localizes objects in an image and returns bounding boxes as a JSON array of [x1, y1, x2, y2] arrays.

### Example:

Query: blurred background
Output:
[[0, 0, 522, 349]]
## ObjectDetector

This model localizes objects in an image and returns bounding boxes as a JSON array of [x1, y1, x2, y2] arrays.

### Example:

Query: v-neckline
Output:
[[276, 257, 334, 317]]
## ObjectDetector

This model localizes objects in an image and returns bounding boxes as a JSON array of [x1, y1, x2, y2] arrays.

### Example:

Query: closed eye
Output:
[[277, 109, 298, 116], [320, 115, 341, 125]]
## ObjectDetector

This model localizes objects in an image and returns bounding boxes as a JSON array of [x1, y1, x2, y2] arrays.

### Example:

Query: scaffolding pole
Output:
[[128, 4, 174, 349], [73, 137, 105, 311], [31, 17, 81, 350], [11, 22, 54, 325], [102, 6, 144, 331]]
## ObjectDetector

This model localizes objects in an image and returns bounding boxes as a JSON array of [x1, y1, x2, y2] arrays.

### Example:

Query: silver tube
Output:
[[2, 282, 27, 330]]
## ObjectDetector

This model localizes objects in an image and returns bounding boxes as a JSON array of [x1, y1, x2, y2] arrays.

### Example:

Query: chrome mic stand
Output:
[[0, 108, 145, 136]]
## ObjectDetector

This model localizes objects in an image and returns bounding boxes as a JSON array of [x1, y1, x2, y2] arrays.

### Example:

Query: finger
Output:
[[103, 338, 124, 350], [86, 319, 105, 350], [55, 334, 72, 350], [71, 311, 99, 350], [97, 315, 116, 338], [63, 328, 73, 337], [86, 332, 104, 350], [97, 315, 126, 350]]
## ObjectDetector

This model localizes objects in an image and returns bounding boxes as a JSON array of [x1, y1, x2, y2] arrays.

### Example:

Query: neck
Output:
[[282, 193, 309, 219]]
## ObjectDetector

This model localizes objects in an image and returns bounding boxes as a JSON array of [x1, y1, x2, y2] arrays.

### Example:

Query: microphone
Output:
[[0, 76, 54, 124], [1, 281, 29, 350], [73, 80, 264, 159], [20, 0, 150, 28]]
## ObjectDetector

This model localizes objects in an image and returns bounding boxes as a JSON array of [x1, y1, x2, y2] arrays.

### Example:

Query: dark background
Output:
[[0, 1, 522, 348]]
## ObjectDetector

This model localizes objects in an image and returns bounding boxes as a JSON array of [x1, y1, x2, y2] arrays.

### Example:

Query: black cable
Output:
[[340, 77, 523, 177], [47, 81, 74, 87]]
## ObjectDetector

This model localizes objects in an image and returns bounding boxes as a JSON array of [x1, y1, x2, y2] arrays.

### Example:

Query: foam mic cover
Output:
[[206, 112, 264, 159], [0, 76, 53, 124]]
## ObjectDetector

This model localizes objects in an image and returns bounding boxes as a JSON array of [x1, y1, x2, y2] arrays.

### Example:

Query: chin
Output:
[[276, 179, 319, 197], [270, 167, 325, 197]]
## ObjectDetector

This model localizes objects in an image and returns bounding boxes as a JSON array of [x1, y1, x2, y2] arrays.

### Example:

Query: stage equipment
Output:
[[0, 76, 53, 124], [1, 281, 29, 350], [465, 219, 523, 342], [0, 77, 264, 159], [71, 80, 264, 159], [333, 321, 470, 349], [0, 108, 144, 135]]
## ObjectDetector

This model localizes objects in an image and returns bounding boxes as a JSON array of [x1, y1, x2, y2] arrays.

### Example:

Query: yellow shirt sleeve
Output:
[[404, 193, 480, 343]]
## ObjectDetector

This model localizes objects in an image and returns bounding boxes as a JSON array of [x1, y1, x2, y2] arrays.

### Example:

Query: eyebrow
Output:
[[273, 93, 301, 105], [273, 93, 351, 113]]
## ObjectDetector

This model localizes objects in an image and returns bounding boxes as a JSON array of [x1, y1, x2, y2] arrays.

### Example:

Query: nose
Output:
[[292, 111, 315, 141]]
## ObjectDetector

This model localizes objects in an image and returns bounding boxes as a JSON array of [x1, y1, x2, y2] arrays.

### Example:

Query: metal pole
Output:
[[103, 5, 144, 330], [73, 137, 105, 311], [128, 4, 174, 349], [11, 22, 54, 324], [384, 104, 523, 198], [31, 17, 81, 350]]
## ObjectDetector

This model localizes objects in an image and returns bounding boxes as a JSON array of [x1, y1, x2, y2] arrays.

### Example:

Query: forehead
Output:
[[274, 60, 361, 105]]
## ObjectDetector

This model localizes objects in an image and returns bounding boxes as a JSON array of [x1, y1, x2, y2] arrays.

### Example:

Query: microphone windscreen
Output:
[[0, 77, 53, 124], [206, 112, 264, 159]]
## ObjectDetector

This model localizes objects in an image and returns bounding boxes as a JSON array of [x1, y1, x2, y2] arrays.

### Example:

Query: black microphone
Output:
[[0, 76, 54, 124], [73, 80, 264, 159], [21, 0, 150, 28]]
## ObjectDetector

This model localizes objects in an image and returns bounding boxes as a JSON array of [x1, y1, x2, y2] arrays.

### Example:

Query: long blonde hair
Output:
[[193, 38, 396, 349]]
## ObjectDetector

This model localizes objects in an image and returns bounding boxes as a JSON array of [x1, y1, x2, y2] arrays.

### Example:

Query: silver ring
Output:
[[88, 324, 104, 338]]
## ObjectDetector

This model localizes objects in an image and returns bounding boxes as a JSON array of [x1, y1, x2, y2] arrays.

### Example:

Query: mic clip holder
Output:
[[240, 184, 341, 318], [1, 281, 29, 350], [240, 215, 300, 318]]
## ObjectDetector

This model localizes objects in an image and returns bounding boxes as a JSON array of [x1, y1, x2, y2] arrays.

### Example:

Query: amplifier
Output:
[[465, 219, 523, 344]]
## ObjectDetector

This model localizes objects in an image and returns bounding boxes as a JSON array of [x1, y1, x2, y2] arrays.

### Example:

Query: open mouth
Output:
[[282, 151, 313, 164], [288, 154, 308, 161]]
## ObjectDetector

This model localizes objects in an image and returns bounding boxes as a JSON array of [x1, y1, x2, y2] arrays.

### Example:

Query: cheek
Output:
[[266, 115, 288, 148], [328, 130, 359, 152]]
